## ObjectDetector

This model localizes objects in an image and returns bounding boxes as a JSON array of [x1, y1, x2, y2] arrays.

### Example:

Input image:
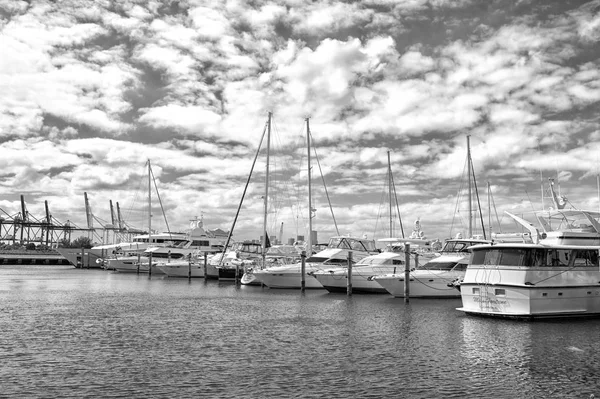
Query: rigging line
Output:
[[470, 156, 486, 239], [525, 190, 538, 214], [450, 152, 469, 236], [218, 121, 268, 267], [409, 275, 459, 291], [373, 174, 387, 239], [149, 164, 172, 237], [390, 168, 405, 238], [309, 130, 340, 236], [488, 183, 503, 233]]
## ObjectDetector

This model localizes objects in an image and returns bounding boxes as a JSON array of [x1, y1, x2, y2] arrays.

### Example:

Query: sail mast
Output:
[[487, 181, 492, 237], [148, 159, 152, 244], [467, 136, 472, 238], [388, 150, 393, 237], [306, 117, 313, 256], [262, 112, 272, 267]]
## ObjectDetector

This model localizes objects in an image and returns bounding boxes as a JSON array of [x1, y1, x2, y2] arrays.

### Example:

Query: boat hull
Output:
[[157, 263, 205, 278], [315, 273, 387, 294], [458, 283, 600, 319], [254, 268, 323, 289], [374, 271, 463, 298], [217, 266, 244, 281], [55, 248, 103, 268]]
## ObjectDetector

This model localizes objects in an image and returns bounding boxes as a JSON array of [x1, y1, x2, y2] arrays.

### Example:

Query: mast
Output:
[[467, 135, 472, 238], [306, 117, 313, 256], [487, 181, 492, 237], [388, 151, 393, 237], [262, 112, 272, 267], [148, 160, 152, 243]]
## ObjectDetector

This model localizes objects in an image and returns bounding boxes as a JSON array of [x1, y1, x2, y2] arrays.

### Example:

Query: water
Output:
[[1, 265, 599, 398]]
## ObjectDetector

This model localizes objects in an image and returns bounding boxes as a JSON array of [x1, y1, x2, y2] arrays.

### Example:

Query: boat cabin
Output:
[[469, 245, 600, 268], [441, 239, 490, 253], [326, 236, 378, 252]]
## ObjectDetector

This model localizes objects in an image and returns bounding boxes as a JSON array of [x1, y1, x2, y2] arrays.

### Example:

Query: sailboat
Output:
[[372, 136, 490, 298], [252, 117, 379, 289], [211, 113, 275, 281], [112, 160, 174, 274]]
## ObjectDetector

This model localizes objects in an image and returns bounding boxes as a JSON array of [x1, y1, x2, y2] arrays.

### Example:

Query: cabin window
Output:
[[547, 250, 569, 267], [484, 249, 502, 265], [498, 249, 528, 266], [452, 263, 468, 271], [306, 256, 328, 263], [392, 259, 405, 265], [421, 261, 457, 270], [191, 240, 210, 247], [571, 249, 599, 267], [324, 258, 351, 265], [472, 288, 479, 294], [495, 289, 506, 296]]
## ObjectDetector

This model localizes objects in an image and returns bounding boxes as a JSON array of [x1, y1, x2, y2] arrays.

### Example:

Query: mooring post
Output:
[[137, 252, 140, 274], [347, 251, 353, 296], [235, 262, 240, 285], [404, 243, 411, 303], [188, 253, 192, 280], [203, 252, 208, 280], [168, 250, 171, 264], [80, 248, 84, 269], [148, 253, 153, 277], [301, 250, 306, 292]]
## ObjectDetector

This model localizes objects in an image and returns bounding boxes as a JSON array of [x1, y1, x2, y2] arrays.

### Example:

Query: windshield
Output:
[[357, 256, 404, 266], [327, 237, 377, 251], [420, 261, 459, 270]]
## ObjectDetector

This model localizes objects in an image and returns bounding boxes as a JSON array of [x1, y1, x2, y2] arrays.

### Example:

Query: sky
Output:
[[1, 0, 600, 245]]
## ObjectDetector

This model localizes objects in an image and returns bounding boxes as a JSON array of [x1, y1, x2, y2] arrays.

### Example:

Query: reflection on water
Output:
[[1, 265, 599, 398]]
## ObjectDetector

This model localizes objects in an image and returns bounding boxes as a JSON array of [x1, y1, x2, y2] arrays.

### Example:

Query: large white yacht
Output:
[[113, 219, 228, 275], [457, 209, 600, 318], [253, 236, 380, 289], [56, 231, 188, 268], [372, 238, 489, 298]]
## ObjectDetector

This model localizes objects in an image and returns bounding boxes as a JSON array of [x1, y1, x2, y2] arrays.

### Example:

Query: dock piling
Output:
[[301, 250, 306, 292], [347, 251, 353, 296], [404, 243, 411, 303]]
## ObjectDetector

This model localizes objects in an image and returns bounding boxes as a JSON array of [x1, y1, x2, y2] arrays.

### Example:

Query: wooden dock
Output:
[[0, 251, 71, 265]]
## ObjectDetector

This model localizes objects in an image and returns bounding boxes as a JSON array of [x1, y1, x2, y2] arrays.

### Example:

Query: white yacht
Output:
[[457, 210, 600, 318], [311, 251, 408, 294], [240, 244, 301, 285], [253, 236, 380, 289], [372, 238, 489, 298], [56, 231, 188, 268]]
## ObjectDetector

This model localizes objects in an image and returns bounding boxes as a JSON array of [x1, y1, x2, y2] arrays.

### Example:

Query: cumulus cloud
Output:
[[1, 0, 599, 239]]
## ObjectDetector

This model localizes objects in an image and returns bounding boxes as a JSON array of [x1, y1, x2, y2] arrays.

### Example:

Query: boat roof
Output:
[[360, 251, 403, 260], [329, 236, 375, 242], [469, 243, 600, 250], [534, 209, 600, 218]]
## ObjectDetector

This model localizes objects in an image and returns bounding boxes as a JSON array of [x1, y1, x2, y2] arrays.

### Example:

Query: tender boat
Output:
[[372, 238, 489, 298], [457, 209, 600, 318], [253, 236, 380, 289]]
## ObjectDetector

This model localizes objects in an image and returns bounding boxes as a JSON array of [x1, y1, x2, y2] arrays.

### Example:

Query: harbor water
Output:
[[1, 265, 599, 398]]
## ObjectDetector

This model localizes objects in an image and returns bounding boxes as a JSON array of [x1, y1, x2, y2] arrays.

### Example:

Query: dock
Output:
[[0, 250, 71, 265]]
